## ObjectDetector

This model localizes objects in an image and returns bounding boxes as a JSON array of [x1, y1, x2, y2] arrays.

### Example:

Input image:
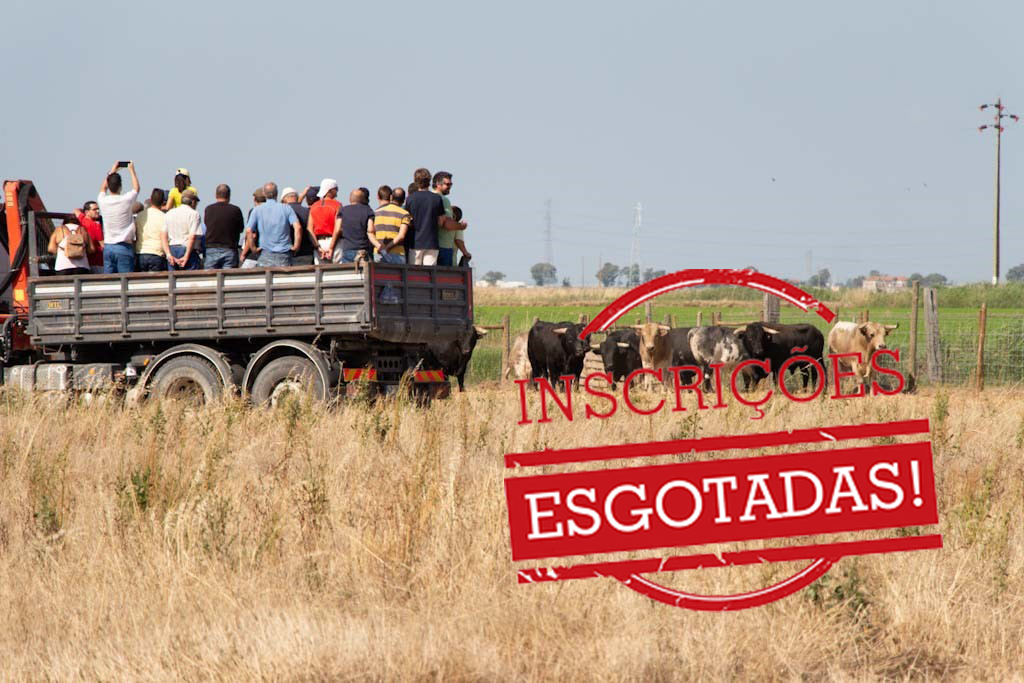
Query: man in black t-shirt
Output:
[[281, 186, 315, 265], [404, 167, 466, 265], [204, 184, 245, 269], [326, 188, 379, 263]]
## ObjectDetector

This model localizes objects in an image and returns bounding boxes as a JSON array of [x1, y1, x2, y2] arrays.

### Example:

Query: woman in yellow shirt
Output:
[[162, 167, 197, 209]]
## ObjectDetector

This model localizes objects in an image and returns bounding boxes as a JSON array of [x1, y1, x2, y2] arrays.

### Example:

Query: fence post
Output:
[[975, 303, 987, 391], [578, 312, 587, 325], [924, 287, 942, 383], [532, 315, 539, 325], [662, 313, 671, 326], [909, 280, 920, 384], [502, 314, 511, 381], [671, 314, 677, 328], [636, 316, 642, 326], [696, 311, 703, 326], [644, 301, 653, 323], [761, 293, 780, 324]]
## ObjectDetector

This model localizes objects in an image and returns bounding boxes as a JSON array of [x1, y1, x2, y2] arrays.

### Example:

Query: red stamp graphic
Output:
[[503, 269, 942, 611]]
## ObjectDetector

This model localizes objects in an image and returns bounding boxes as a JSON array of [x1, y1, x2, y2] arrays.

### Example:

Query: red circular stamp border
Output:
[[578, 268, 837, 611]]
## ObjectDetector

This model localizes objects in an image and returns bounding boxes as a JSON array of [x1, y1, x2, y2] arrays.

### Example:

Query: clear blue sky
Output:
[[5, 0, 1023, 284]]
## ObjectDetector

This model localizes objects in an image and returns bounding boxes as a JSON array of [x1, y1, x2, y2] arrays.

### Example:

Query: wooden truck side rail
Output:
[[27, 261, 473, 346]]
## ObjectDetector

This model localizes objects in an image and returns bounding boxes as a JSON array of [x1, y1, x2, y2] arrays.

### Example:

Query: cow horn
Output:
[[552, 327, 568, 334], [658, 324, 670, 331], [734, 325, 747, 335], [884, 323, 899, 331], [474, 325, 489, 336], [617, 342, 630, 348], [763, 326, 779, 334], [590, 343, 601, 351], [630, 324, 643, 330]]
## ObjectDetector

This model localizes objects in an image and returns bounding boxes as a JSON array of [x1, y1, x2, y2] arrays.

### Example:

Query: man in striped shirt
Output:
[[373, 185, 411, 264]]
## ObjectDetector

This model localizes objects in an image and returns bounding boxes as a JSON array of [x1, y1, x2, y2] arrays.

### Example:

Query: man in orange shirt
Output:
[[309, 178, 341, 263]]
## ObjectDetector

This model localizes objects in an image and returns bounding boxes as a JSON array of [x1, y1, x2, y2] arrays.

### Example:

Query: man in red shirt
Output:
[[309, 178, 341, 263], [74, 201, 105, 273]]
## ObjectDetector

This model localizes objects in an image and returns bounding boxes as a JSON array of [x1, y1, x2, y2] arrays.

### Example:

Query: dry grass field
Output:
[[0, 384, 1022, 680]]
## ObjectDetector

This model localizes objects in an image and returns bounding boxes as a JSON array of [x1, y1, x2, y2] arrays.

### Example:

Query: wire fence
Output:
[[467, 293, 1024, 389]]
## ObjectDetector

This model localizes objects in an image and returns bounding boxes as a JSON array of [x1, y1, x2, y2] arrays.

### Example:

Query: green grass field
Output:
[[468, 299, 1024, 387]]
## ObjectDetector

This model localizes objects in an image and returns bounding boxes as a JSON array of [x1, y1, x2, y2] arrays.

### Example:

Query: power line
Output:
[[979, 98, 1019, 285], [544, 199, 553, 266]]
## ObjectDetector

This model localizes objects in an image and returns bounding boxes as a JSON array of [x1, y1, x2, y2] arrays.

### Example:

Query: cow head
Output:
[[858, 322, 898, 350], [552, 324, 591, 360], [733, 323, 778, 360], [630, 323, 671, 368]]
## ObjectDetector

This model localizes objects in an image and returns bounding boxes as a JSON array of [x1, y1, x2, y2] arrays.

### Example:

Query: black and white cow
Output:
[[527, 320, 592, 386], [734, 322, 826, 391], [688, 325, 754, 390]]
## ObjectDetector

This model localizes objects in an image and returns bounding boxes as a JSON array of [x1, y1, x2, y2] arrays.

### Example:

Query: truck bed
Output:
[[26, 262, 473, 346]]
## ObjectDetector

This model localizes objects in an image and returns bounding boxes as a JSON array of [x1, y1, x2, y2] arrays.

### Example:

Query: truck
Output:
[[0, 180, 475, 403]]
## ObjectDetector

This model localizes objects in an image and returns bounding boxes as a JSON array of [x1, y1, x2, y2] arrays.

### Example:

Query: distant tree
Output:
[[561, 277, 572, 287], [807, 268, 831, 288], [643, 268, 667, 283], [922, 273, 948, 287], [595, 263, 621, 287], [1007, 264, 1024, 282], [623, 263, 640, 286], [869, 269, 881, 277], [482, 271, 506, 285], [846, 275, 865, 288], [908, 272, 924, 283], [530, 262, 558, 286]]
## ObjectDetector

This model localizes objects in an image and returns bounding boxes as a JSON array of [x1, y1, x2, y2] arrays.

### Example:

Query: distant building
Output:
[[862, 275, 908, 292]]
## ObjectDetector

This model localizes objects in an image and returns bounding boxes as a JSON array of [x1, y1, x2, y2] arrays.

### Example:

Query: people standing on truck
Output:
[[74, 201, 105, 274], [372, 185, 410, 264], [162, 168, 197, 210], [451, 205, 472, 266], [246, 182, 302, 268], [433, 171, 469, 267], [135, 189, 169, 271], [204, 184, 245, 269], [326, 188, 379, 264], [48, 214, 95, 275], [310, 178, 342, 264], [404, 168, 456, 266], [163, 190, 202, 270], [241, 188, 266, 268], [97, 161, 140, 273], [281, 186, 315, 266]]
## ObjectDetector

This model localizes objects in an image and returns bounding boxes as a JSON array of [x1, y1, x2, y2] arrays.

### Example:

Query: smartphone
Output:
[[116, 161, 130, 168]]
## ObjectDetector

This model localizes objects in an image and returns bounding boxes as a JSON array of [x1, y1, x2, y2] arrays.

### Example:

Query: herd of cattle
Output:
[[503, 319, 900, 392]]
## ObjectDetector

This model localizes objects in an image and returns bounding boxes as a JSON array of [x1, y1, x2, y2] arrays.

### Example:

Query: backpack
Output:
[[61, 225, 88, 260]]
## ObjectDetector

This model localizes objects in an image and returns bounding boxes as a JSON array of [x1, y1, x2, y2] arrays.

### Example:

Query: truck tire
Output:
[[250, 356, 324, 406], [149, 356, 223, 403]]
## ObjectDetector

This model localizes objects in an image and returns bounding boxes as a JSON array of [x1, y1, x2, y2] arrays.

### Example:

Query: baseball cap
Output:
[[180, 190, 200, 203], [317, 178, 338, 198], [176, 167, 190, 177], [305, 186, 319, 204], [280, 187, 298, 200]]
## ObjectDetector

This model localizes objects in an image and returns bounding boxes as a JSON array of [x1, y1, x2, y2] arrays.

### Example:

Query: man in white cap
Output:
[[308, 178, 341, 263]]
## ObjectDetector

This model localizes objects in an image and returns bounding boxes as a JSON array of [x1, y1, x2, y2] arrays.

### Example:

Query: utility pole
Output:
[[630, 203, 642, 285], [544, 199, 553, 266], [979, 98, 1018, 285]]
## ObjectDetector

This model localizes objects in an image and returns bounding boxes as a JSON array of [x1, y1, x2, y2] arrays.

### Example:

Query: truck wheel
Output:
[[150, 356, 223, 403], [251, 356, 324, 406]]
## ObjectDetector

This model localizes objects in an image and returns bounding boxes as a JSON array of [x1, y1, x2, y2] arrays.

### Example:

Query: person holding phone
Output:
[[97, 160, 140, 273]]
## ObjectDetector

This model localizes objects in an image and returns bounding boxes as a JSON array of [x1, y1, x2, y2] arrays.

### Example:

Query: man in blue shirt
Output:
[[244, 182, 303, 267]]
